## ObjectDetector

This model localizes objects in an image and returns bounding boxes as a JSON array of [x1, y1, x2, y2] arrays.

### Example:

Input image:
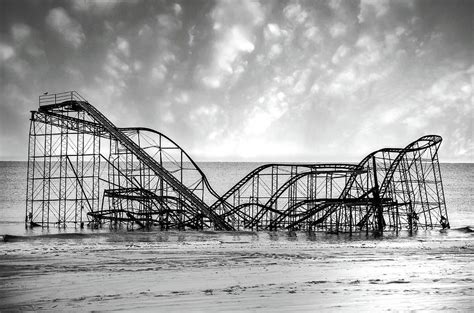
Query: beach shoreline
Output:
[[1, 230, 473, 312]]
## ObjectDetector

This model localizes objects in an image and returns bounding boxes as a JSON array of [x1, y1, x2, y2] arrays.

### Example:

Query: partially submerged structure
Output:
[[26, 92, 449, 234]]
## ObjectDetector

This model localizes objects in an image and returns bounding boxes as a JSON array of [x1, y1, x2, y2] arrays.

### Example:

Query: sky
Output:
[[0, 0, 472, 162]]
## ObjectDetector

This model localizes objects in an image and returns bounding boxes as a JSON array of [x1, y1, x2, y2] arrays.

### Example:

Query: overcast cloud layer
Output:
[[0, 0, 472, 162]]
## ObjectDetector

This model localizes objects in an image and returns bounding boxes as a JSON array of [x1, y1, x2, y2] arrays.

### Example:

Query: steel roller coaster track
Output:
[[26, 92, 449, 234]]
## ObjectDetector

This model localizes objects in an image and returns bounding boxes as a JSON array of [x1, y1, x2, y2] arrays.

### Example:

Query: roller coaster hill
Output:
[[26, 91, 450, 234]]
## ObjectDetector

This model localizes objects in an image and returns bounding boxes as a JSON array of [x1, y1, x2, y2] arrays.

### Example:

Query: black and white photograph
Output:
[[0, 0, 472, 311]]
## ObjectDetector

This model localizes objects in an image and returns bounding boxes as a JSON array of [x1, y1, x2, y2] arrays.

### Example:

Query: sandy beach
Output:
[[1, 229, 473, 312]]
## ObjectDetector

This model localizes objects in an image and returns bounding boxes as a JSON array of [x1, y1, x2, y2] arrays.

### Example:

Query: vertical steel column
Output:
[[25, 114, 35, 226]]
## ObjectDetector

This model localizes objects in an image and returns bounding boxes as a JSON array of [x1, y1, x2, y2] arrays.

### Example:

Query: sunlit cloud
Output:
[[199, 0, 264, 89], [0, 43, 15, 61]]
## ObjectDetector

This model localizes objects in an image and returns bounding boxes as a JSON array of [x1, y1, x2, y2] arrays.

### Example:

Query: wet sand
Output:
[[1, 230, 473, 312]]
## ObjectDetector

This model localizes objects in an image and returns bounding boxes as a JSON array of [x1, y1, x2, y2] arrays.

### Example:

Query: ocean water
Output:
[[0, 161, 472, 236]]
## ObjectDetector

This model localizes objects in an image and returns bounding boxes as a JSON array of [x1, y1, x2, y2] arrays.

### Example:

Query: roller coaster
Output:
[[26, 91, 450, 234]]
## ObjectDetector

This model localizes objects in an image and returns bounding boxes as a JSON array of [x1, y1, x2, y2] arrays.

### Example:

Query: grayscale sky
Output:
[[0, 0, 472, 162]]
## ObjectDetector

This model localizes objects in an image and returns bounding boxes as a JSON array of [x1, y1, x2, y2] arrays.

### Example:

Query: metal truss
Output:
[[26, 92, 449, 234], [26, 92, 230, 230]]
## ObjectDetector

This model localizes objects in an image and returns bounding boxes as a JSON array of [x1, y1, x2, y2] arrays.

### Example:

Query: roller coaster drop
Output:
[[26, 92, 450, 234]]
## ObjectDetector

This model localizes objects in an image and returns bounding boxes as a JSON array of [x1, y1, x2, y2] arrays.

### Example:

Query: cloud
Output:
[[0, 41, 31, 81], [104, 52, 130, 79], [265, 23, 282, 39], [162, 111, 175, 124], [151, 65, 167, 82], [244, 88, 288, 136], [292, 69, 311, 95], [212, 0, 264, 28], [358, 0, 390, 23], [331, 45, 350, 64], [426, 69, 472, 110], [116, 37, 130, 57], [361, 66, 473, 161], [201, 75, 221, 89], [157, 13, 182, 33], [95, 37, 134, 112], [174, 92, 189, 104], [9, 23, 45, 59], [187, 25, 196, 47], [46, 7, 85, 48], [4, 58, 30, 80], [173, 3, 182, 15], [329, 22, 347, 38], [149, 49, 177, 83], [72, 0, 120, 13], [329, 0, 343, 10], [104, 38, 132, 80], [327, 68, 356, 95], [0, 43, 15, 61], [303, 26, 322, 44], [355, 35, 382, 66], [132, 13, 181, 86], [189, 104, 220, 125], [283, 2, 308, 25], [325, 33, 392, 96], [380, 106, 409, 125], [323, 28, 407, 98], [216, 27, 255, 73], [263, 23, 288, 60], [11, 24, 31, 43], [199, 0, 264, 89], [138, 24, 153, 38], [268, 44, 283, 59]]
